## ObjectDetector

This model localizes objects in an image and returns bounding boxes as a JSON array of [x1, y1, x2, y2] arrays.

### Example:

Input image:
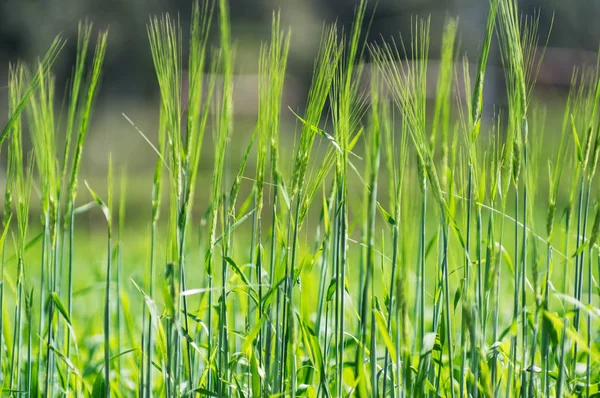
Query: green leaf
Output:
[[322, 187, 330, 233], [424, 233, 438, 260], [110, 348, 138, 362], [241, 314, 267, 356], [326, 278, 337, 302], [230, 128, 257, 208], [213, 209, 255, 247], [344, 276, 350, 295], [296, 384, 317, 398], [374, 308, 397, 360], [187, 388, 224, 397], [91, 371, 106, 398], [162, 282, 175, 315], [48, 344, 84, 383], [572, 114, 584, 164], [50, 292, 71, 325], [224, 256, 251, 287], [424, 379, 436, 394], [85, 180, 109, 222], [288, 106, 342, 153], [421, 332, 441, 356], [250, 348, 264, 397], [377, 201, 397, 226], [453, 281, 463, 311], [571, 242, 588, 258], [300, 318, 325, 378], [499, 320, 518, 341], [278, 173, 291, 210], [349, 127, 364, 152], [0, 214, 12, 255]]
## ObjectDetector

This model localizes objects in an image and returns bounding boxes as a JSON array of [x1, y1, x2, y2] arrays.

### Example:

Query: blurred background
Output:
[[0, 0, 597, 220]]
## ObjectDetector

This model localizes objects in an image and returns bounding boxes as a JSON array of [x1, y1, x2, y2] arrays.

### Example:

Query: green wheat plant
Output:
[[2, 0, 600, 396]]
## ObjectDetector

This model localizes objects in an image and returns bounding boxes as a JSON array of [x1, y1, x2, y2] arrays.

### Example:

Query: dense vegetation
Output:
[[1, 0, 600, 396]]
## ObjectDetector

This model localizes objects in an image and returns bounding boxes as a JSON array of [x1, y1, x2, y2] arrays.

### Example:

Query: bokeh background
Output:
[[0, 0, 597, 221]]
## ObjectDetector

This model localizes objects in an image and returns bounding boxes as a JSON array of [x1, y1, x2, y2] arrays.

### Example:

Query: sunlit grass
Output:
[[2, 0, 600, 396]]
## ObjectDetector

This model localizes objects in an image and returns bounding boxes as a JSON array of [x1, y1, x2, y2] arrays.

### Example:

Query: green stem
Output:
[[104, 226, 112, 398], [382, 225, 399, 396], [556, 205, 571, 398], [441, 219, 455, 398], [507, 186, 519, 398], [491, 204, 505, 396], [144, 221, 157, 398], [460, 162, 473, 398], [573, 180, 590, 371]]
